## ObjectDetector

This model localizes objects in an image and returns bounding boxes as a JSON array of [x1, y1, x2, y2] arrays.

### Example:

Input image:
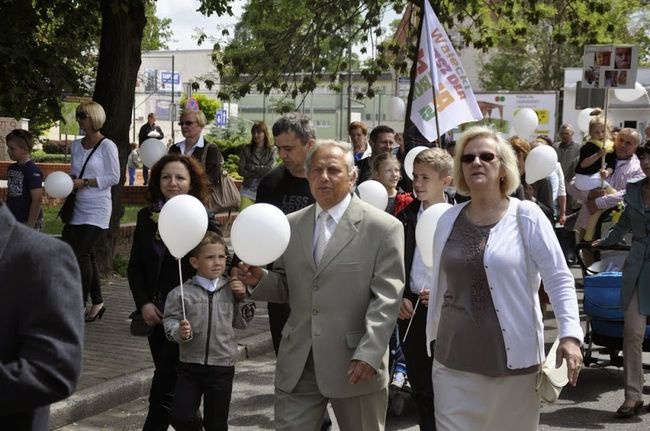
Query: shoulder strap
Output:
[[78, 137, 106, 179], [200, 142, 225, 174]]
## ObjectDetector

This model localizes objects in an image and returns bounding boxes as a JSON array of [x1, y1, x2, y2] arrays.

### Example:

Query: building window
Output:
[[315, 120, 331, 128]]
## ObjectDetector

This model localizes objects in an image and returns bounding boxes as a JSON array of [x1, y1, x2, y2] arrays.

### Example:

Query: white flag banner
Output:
[[410, 2, 483, 142]]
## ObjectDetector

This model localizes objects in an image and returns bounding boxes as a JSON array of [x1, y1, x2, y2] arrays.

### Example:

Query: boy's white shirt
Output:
[[194, 274, 226, 292]]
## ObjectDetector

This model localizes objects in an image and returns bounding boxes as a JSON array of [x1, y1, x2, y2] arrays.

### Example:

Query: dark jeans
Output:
[[398, 304, 436, 431], [143, 324, 179, 431], [143, 166, 149, 185], [171, 362, 235, 431], [268, 302, 290, 355], [61, 223, 105, 305], [389, 325, 408, 376]]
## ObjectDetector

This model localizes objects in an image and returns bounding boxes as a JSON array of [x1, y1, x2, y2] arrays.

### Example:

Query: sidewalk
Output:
[[49, 277, 273, 430]]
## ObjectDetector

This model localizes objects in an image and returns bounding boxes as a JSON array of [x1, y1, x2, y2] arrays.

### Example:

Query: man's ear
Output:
[[306, 138, 316, 150], [189, 256, 199, 271]]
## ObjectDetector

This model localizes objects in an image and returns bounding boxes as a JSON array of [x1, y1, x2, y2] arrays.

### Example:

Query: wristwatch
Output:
[[83, 179, 90, 187]]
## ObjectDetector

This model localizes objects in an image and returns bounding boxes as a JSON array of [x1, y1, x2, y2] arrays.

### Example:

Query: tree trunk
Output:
[[93, 0, 146, 275]]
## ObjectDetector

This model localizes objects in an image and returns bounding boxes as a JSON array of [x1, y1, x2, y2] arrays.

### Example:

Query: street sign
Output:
[[215, 109, 229, 127]]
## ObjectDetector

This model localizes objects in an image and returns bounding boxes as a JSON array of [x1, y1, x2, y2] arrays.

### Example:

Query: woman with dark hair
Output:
[[595, 143, 650, 418], [128, 154, 217, 430], [237, 121, 278, 209]]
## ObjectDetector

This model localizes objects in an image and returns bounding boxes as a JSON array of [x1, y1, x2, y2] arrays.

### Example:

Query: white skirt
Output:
[[432, 359, 540, 431]]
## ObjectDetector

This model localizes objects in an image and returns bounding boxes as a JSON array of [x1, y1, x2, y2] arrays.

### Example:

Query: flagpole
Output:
[[423, 3, 442, 147], [431, 85, 442, 147]]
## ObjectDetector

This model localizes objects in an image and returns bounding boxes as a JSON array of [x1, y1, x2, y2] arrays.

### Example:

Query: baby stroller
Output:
[[577, 242, 650, 368]]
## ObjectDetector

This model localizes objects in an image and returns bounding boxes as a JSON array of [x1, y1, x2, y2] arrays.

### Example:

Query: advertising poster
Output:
[[462, 92, 558, 140], [582, 44, 638, 89]]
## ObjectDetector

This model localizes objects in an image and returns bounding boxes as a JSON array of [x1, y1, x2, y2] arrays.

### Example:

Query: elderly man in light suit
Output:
[[237, 139, 405, 430]]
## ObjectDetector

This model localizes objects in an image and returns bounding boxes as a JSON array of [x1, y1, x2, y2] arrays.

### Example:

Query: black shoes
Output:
[[615, 400, 643, 418], [85, 305, 106, 322]]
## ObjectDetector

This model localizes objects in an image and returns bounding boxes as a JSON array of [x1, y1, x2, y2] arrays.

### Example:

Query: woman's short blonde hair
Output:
[[453, 126, 520, 197], [76, 101, 106, 130], [181, 109, 208, 128]]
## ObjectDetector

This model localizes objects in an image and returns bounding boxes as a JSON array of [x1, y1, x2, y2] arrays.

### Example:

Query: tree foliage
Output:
[[0, 1, 99, 134], [179, 93, 222, 123], [212, 0, 650, 98], [142, 1, 174, 51], [479, 0, 647, 91]]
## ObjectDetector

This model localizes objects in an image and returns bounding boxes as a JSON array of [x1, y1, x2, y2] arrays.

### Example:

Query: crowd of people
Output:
[[3, 102, 649, 430]]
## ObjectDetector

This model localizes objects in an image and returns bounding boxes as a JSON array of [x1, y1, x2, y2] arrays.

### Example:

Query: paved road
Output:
[[57, 342, 650, 430]]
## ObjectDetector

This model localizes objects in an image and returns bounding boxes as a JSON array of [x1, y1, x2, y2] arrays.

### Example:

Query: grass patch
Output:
[[42, 205, 141, 235]]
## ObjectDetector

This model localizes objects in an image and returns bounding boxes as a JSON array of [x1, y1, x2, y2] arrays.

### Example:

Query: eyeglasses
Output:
[[178, 120, 196, 126], [460, 152, 497, 164], [76, 112, 89, 120]]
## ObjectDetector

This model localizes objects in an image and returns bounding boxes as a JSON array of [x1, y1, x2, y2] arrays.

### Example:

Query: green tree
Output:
[[142, 1, 173, 51], [178, 93, 222, 123], [479, 0, 646, 91]]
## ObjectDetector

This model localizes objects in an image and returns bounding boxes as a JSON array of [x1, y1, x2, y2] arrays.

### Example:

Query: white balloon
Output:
[[512, 108, 539, 137], [388, 96, 406, 120], [404, 146, 429, 180], [231, 203, 291, 266], [140, 138, 167, 168], [614, 82, 647, 102], [577, 108, 594, 133], [525, 145, 558, 184], [415, 203, 452, 268], [44, 171, 74, 198], [357, 180, 389, 210], [158, 195, 208, 258]]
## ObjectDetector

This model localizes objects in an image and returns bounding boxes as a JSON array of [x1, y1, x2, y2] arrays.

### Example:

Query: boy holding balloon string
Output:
[[395, 148, 454, 430], [163, 231, 255, 431]]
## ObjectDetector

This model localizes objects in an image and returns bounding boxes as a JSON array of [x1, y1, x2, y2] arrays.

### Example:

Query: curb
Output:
[[50, 331, 274, 430]]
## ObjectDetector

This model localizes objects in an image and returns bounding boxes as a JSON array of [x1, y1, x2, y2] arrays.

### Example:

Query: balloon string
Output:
[[178, 258, 186, 321], [402, 269, 433, 343]]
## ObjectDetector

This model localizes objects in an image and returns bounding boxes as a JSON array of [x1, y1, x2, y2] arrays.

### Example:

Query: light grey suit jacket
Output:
[[252, 195, 405, 398]]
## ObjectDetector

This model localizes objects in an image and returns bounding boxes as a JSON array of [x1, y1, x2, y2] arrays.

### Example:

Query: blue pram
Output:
[[578, 243, 650, 367]]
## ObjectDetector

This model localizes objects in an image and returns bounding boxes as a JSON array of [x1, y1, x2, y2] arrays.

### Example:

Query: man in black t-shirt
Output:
[[256, 113, 316, 354]]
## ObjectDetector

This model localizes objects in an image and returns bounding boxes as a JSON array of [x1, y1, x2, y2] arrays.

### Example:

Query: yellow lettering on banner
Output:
[[436, 84, 455, 112]]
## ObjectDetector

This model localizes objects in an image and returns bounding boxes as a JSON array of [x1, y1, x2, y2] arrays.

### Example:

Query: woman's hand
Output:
[[398, 298, 414, 320], [557, 337, 583, 386], [141, 302, 163, 326]]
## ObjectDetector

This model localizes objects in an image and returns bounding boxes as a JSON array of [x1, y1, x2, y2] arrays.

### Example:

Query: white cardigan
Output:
[[425, 198, 583, 370]]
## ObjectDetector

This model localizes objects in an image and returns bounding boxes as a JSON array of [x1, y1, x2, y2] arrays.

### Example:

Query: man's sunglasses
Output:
[[76, 112, 89, 120], [460, 152, 497, 164], [178, 120, 196, 126]]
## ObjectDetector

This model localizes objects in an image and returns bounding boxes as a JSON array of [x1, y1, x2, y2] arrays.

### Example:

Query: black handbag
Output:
[[58, 138, 105, 223], [130, 311, 155, 337]]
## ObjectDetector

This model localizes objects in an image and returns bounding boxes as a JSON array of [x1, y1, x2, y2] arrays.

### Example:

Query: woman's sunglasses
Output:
[[460, 152, 496, 164], [178, 120, 196, 126], [76, 112, 89, 120]]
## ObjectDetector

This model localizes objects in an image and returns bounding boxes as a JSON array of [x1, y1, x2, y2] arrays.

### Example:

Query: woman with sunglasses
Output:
[[424, 126, 583, 430], [62, 101, 120, 322], [169, 109, 223, 187]]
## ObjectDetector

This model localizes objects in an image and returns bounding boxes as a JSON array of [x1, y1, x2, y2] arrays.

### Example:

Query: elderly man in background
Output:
[[568, 127, 645, 241]]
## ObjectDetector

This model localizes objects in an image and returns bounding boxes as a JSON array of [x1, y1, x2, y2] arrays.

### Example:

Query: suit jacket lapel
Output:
[[314, 196, 364, 277]]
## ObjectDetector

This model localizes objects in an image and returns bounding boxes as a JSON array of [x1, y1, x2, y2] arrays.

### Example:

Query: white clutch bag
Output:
[[536, 337, 569, 403]]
